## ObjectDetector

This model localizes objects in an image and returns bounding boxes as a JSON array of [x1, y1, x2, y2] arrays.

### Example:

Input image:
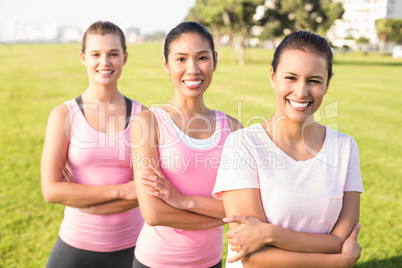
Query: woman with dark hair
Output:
[[213, 30, 363, 267], [131, 21, 242, 268], [41, 21, 145, 268]]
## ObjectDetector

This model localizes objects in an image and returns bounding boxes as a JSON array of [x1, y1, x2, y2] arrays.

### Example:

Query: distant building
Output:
[[59, 27, 82, 43], [1, 21, 65, 43], [0, 22, 142, 44], [2, 21, 58, 43], [326, 0, 402, 51], [124, 26, 141, 44]]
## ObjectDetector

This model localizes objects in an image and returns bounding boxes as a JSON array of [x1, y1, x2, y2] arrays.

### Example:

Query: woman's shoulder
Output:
[[45, 102, 72, 134], [232, 123, 264, 135], [49, 98, 80, 117], [225, 123, 267, 146], [128, 98, 147, 112], [224, 113, 243, 132], [132, 109, 156, 123], [210, 109, 243, 132], [325, 126, 358, 146], [48, 101, 71, 119]]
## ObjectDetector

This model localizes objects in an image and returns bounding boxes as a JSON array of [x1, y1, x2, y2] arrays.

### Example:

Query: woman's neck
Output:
[[264, 116, 322, 145], [263, 116, 326, 161], [167, 94, 212, 116], [82, 85, 122, 103]]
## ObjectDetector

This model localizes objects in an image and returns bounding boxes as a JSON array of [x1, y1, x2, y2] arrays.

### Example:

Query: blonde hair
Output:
[[81, 21, 126, 54]]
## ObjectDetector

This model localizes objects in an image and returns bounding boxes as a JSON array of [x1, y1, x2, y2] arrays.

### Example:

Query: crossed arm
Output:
[[130, 110, 228, 230], [222, 188, 362, 268], [41, 104, 139, 214]]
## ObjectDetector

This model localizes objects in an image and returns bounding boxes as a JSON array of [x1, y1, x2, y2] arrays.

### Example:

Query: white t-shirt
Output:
[[213, 124, 363, 267]]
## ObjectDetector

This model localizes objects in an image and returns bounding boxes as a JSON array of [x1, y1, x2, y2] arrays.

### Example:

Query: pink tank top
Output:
[[59, 98, 144, 252], [134, 107, 231, 267]]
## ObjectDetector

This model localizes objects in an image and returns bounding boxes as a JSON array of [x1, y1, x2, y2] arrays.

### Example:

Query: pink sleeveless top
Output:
[[134, 107, 232, 267], [59, 98, 144, 252]]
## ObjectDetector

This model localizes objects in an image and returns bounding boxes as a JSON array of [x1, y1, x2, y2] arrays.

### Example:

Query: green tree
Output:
[[186, 0, 215, 27], [186, 0, 264, 65], [375, 19, 402, 47], [221, 0, 264, 65], [257, 0, 344, 40], [186, 0, 227, 57], [186, 0, 343, 64], [356, 37, 370, 51]]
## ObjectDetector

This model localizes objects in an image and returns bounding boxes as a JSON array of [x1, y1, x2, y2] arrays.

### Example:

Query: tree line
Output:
[[185, 0, 344, 64], [185, 0, 402, 64]]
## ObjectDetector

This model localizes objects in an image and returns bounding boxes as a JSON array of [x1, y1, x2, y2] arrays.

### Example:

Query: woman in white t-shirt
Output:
[[213, 31, 363, 267]]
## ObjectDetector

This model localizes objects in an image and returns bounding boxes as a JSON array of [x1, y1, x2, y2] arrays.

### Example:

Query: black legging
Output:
[[46, 236, 135, 268]]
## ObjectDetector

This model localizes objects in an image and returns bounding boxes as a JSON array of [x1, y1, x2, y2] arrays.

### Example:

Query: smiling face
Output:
[[163, 33, 217, 99], [80, 34, 127, 87], [270, 49, 330, 123]]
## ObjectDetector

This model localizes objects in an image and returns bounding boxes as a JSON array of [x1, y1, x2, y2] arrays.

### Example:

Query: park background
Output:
[[1, 0, 402, 267]]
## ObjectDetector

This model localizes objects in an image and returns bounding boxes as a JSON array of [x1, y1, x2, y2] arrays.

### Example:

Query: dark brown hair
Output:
[[272, 31, 333, 80], [164, 21, 216, 64]]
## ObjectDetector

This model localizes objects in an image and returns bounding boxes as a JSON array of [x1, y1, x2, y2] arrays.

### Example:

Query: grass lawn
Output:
[[0, 43, 401, 267]]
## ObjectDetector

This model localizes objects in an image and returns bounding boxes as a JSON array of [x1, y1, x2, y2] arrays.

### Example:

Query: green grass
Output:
[[0, 43, 401, 267]]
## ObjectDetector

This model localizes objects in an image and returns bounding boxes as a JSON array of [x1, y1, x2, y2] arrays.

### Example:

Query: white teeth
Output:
[[184, 80, 202, 86], [289, 100, 310, 108], [98, 70, 113, 74]]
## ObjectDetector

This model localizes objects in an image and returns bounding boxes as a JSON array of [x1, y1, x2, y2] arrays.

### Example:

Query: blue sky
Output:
[[0, 0, 196, 34]]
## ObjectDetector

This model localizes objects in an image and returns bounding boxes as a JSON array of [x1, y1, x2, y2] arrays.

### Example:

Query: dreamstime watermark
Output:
[[64, 100, 341, 168]]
